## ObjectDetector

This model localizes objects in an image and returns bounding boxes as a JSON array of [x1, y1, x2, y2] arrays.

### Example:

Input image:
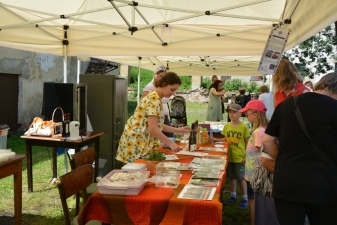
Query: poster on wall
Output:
[[258, 28, 290, 75]]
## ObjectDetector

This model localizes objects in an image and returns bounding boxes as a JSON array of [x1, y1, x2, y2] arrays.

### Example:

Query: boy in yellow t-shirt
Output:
[[214, 103, 250, 209]]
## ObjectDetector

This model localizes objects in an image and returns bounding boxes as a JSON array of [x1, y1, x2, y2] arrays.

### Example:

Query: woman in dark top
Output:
[[262, 72, 337, 224]]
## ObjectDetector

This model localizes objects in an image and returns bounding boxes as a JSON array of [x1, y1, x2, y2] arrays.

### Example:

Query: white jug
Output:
[[69, 121, 80, 139]]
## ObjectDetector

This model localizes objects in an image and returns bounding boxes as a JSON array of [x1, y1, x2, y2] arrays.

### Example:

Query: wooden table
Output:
[[21, 131, 103, 192], [77, 145, 227, 225], [0, 154, 26, 225]]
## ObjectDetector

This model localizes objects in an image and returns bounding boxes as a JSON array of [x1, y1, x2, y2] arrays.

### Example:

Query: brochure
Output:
[[188, 177, 220, 187], [178, 185, 216, 200], [176, 151, 208, 157], [192, 172, 224, 179], [198, 147, 227, 153], [192, 167, 220, 174]]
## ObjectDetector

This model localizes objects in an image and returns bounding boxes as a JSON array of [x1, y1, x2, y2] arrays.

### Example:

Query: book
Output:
[[178, 185, 216, 200]]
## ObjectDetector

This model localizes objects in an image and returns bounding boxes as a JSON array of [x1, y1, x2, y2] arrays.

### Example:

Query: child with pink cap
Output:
[[239, 100, 278, 225]]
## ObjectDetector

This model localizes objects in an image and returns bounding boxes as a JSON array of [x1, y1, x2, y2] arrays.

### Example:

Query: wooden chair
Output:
[[70, 147, 98, 215], [57, 164, 101, 225]]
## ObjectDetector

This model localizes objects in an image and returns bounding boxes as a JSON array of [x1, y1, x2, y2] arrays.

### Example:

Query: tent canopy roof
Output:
[[1, 0, 337, 75]]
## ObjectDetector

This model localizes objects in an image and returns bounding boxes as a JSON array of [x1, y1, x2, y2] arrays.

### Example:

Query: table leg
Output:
[[64, 148, 68, 174], [94, 137, 100, 179], [52, 147, 57, 182], [26, 142, 33, 192], [14, 160, 22, 225]]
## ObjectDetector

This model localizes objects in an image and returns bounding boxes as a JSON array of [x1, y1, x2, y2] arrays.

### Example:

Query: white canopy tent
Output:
[[1, 0, 337, 78]]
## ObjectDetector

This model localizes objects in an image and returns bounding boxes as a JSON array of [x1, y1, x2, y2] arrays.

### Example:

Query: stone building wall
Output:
[[0, 46, 78, 129]]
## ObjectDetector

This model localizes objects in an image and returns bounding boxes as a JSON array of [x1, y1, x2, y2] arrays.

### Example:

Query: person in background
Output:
[[239, 100, 277, 225], [235, 87, 251, 116], [116, 72, 190, 163], [304, 80, 314, 92], [206, 80, 225, 121], [214, 103, 250, 209], [258, 85, 274, 120], [262, 72, 337, 224], [210, 75, 218, 84], [142, 66, 173, 137], [220, 77, 226, 114], [273, 59, 309, 107]]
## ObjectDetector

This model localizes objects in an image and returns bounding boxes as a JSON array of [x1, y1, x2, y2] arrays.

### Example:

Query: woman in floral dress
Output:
[[116, 72, 190, 163]]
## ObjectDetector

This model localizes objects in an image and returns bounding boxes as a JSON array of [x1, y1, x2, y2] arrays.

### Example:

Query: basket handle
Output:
[[51, 107, 64, 137]]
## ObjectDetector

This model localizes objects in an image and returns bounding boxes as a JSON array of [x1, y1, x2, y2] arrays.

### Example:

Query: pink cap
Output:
[[239, 100, 267, 113]]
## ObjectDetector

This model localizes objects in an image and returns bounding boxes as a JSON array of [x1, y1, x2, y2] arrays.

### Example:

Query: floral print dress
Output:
[[116, 90, 164, 163]]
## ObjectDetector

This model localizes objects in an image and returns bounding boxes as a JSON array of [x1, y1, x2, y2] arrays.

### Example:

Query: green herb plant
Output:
[[147, 141, 166, 161]]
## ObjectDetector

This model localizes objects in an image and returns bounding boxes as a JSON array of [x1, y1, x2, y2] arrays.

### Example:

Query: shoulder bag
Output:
[[250, 146, 274, 196]]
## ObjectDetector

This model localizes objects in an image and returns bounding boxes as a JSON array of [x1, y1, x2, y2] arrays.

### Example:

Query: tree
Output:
[[223, 78, 259, 93], [284, 22, 337, 79]]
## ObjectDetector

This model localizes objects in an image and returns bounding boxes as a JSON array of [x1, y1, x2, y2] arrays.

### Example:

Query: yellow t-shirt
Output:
[[221, 122, 250, 163]]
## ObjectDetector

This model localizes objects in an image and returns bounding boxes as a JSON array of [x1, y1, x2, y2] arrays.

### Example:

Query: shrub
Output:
[[179, 76, 192, 90], [201, 77, 212, 89], [128, 67, 192, 91], [224, 78, 259, 93]]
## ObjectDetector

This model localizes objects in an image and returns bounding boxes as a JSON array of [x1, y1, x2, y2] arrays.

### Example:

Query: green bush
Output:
[[246, 81, 259, 93], [179, 76, 192, 90], [128, 67, 154, 99], [201, 77, 212, 89], [224, 78, 259, 93], [128, 67, 192, 94]]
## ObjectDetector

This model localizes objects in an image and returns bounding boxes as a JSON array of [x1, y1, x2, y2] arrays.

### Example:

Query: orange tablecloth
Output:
[[77, 144, 227, 225]]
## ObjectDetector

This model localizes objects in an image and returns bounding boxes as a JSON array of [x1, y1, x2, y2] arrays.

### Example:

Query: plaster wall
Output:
[[0, 46, 77, 129]]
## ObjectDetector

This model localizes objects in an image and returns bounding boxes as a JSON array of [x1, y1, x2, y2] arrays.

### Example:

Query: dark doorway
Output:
[[0, 73, 19, 134]]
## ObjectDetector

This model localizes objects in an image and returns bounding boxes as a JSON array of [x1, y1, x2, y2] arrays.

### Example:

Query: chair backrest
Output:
[[70, 147, 95, 170], [57, 164, 93, 225]]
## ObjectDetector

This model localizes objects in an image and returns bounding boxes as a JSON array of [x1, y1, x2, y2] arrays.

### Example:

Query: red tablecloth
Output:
[[77, 144, 227, 225]]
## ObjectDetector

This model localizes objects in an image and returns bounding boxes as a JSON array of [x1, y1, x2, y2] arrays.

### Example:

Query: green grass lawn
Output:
[[0, 101, 249, 225]]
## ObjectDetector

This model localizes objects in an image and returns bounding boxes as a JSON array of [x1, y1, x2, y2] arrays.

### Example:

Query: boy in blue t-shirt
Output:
[[214, 103, 250, 209]]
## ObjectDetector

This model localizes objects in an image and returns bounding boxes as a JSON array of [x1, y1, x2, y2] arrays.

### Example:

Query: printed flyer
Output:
[[258, 28, 289, 75]]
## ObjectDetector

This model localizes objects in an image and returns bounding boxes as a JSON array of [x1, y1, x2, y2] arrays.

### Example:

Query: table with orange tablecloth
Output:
[[77, 144, 227, 225]]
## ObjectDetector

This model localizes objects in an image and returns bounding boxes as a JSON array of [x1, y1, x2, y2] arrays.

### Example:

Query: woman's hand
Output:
[[177, 126, 191, 133], [169, 142, 180, 152]]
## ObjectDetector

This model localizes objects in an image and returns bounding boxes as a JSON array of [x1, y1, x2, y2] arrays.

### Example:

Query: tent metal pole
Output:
[[63, 45, 67, 83], [137, 57, 142, 105], [77, 60, 80, 84], [110, 33, 160, 44], [0, 4, 122, 29], [134, 0, 278, 30], [114, 0, 270, 16], [213, 13, 283, 23], [63, 25, 69, 83], [68, 18, 129, 30], [109, 1, 132, 28], [132, 5, 135, 27], [135, 7, 164, 43], [0, 4, 61, 41]]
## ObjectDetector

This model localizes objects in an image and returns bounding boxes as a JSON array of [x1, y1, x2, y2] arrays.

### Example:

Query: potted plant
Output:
[[146, 142, 166, 175]]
